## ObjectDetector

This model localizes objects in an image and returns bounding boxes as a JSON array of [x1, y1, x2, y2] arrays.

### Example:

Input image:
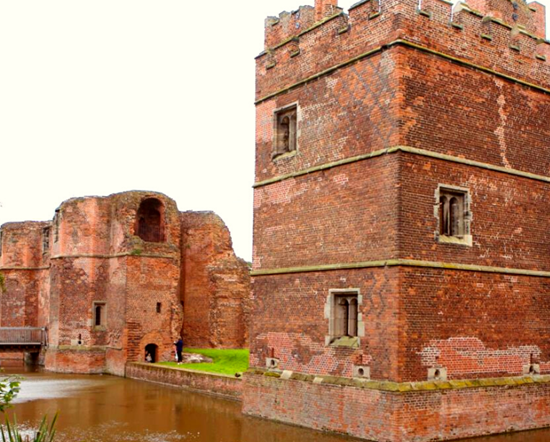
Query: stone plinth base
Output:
[[243, 369, 550, 442]]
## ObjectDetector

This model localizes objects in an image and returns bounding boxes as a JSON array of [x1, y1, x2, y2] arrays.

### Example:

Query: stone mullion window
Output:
[[325, 289, 363, 347], [272, 104, 298, 160], [435, 185, 472, 246]]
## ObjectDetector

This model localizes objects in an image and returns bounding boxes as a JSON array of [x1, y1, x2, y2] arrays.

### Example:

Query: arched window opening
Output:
[[145, 343, 158, 363], [332, 293, 359, 342], [438, 188, 468, 239], [272, 105, 297, 159], [93, 302, 107, 328], [335, 298, 349, 337], [136, 198, 165, 243]]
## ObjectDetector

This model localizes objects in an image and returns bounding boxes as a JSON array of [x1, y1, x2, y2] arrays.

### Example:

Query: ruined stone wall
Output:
[[0, 222, 49, 328], [0, 190, 249, 374], [181, 212, 250, 349]]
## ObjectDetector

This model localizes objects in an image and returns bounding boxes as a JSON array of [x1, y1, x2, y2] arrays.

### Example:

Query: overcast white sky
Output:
[[0, 1, 548, 261]]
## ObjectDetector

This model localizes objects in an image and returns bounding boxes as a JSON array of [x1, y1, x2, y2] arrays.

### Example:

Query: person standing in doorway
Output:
[[174, 338, 184, 364]]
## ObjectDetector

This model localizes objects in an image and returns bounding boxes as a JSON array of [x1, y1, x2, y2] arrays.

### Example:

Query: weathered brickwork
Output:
[[254, 157, 399, 270], [243, 371, 550, 442], [181, 212, 251, 349], [0, 191, 250, 374], [247, 0, 550, 439], [126, 362, 243, 401], [250, 268, 399, 379]]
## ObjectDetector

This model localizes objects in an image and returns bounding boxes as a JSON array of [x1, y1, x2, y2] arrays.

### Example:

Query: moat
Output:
[[3, 367, 550, 442]]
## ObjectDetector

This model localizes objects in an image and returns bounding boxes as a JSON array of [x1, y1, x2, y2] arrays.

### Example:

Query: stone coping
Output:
[[128, 362, 243, 380], [247, 368, 550, 393]]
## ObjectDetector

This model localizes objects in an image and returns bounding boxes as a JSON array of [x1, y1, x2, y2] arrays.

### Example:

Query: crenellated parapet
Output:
[[264, 1, 343, 50], [466, 0, 546, 38], [257, 0, 549, 102]]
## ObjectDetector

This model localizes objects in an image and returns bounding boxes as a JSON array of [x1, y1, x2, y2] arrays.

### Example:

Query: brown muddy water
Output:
[[2, 366, 550, 442]]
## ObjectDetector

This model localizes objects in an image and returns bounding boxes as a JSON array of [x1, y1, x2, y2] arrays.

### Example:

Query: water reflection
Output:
[[2, 367, 550, 442]]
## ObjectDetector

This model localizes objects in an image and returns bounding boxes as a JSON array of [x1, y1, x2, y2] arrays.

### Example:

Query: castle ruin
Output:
[[0, 191, 250, 375]]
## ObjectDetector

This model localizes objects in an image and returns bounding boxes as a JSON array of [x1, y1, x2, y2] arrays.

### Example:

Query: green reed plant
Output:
[[1, 414, 57, 442], [0, 375, 57, 442]]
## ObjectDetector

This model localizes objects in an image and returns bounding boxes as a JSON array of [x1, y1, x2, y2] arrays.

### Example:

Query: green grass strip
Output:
[[157, 348, 249, 376]]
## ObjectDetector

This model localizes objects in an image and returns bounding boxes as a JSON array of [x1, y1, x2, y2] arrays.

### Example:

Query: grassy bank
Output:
[[158, 348, 249, 376]]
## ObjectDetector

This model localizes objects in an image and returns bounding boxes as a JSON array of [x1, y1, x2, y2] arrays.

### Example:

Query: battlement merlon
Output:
[[262, 0, 546, 51], [264, 1, 343, 49], [465, 0, 546, 39]]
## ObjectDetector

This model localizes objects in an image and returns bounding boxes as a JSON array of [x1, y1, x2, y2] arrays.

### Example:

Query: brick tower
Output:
[[244, 0, 550, 440]]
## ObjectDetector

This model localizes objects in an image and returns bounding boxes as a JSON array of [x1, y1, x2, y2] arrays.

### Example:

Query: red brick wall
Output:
[[256, 0, 549, 103], [250, 268, 399, 380], [255, 51, 401, 184], [0, 222, 49, 328], [125, 256, 181, 363], [399, 50, 550, 177], [244, 372, 550, 442], [249, 0, 550, 439], [181, 212, 250, 349], [126, 362, 242, 400], [254, 158, 399, 271], [243, 373, 398, 441], [399, 153, 550, 269], [400, 268, 550, 382], [0, 191, 250, 374]]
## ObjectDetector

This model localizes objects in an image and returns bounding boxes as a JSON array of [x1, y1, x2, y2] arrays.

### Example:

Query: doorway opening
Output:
[[145, 343, 158, 363]]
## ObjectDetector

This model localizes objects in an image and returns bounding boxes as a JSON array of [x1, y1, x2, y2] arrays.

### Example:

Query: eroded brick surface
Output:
[[0, 191, 250, 374]]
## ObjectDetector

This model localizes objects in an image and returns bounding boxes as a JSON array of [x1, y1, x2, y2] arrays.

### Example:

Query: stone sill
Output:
[[247, 368, 550, 393], [272, 151, 297, 162], [330, 336, 360, 348], [437, 234, 472, 247]]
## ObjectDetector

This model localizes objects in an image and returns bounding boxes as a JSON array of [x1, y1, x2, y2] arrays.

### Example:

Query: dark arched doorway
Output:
[[145, 343, 158, 363], [136, 198, 165, 243]]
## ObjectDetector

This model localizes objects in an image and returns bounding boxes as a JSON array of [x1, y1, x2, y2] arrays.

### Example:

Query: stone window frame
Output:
[[272, 102, 300, 161], [324, 289, 364, 348], [434, 184, 472, 247], [92, 301, 107, 330]]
